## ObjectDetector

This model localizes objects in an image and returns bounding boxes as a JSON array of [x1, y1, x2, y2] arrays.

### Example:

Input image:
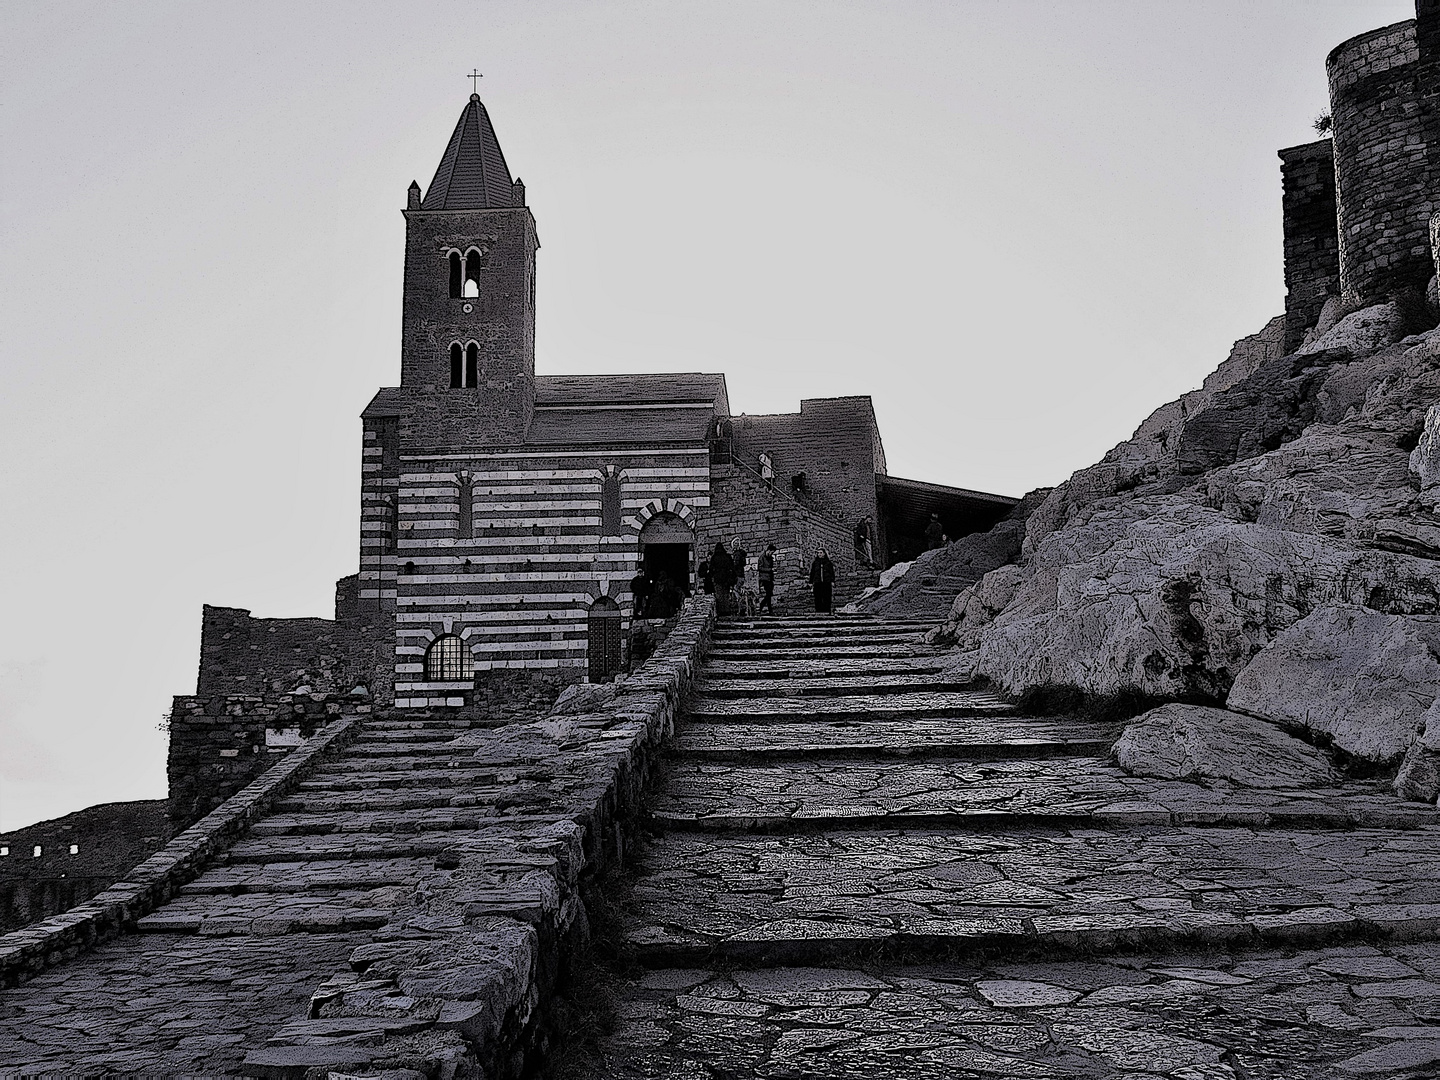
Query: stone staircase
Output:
[[583, 615, 1440, 1079]]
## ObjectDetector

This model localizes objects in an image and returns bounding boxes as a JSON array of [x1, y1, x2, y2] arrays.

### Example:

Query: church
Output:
[[202, 93, 1015, 708]]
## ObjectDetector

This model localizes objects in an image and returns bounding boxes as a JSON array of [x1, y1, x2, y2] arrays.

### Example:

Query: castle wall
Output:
[[196, 605, 342, 697], [702, 463, 874, 609], [729, 397, 886, 549], [166, 693, 368, 831], [1328, 17, 1439, 304], [0, 801, 169, 932], [1278, 139, 1341, 350]]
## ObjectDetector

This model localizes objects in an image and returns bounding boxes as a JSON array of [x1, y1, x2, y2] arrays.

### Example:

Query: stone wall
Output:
[[703, 463, 873, 609], [1279, 139, 1341, 350], [167, 693, 370, 831], [729, 397, 886, 542], [0, 801, 169, 933], [1328, 16, 1439, 304]]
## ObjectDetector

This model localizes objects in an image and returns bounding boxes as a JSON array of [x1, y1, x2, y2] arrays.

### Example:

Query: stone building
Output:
[[192, 92, 1014, 707], [1280, 0, 1440, 350]]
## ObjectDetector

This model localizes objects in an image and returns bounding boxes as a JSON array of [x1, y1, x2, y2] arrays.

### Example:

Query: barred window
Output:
[[424, 634, 473, 681]]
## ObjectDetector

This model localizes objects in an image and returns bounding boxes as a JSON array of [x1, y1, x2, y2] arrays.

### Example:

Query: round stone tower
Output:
[[1327, 14, 1440, 304]]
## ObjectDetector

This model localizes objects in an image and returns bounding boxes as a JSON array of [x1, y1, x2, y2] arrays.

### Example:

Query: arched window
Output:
[[424, 634, 474, 682], [450, 343, 464, 388], [463, 248, 485, 297], [464, 342, 479, 388], [600, 468, 623, 534], [448, 251, 462, 299]]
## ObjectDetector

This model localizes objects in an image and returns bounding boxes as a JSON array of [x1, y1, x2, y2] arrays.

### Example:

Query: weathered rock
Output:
[[1227, 606, 1440, 764], [549, 680, 622, 716], [972, 504, 1440, 701], [1297, 302, 1404, 360], [1113, 703, 1338, 789], [1394, 701, 1440, 803], [1411, 403, 1440, 511]]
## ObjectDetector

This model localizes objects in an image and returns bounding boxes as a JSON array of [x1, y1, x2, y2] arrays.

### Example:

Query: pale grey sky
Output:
[[0, 0, 1414, 829]]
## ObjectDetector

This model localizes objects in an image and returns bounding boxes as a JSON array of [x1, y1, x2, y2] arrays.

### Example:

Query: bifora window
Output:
[[424, 634, 474, 681]]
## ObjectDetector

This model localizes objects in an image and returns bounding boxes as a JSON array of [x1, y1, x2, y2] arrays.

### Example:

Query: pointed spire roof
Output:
[[421, 94, 516, 210]]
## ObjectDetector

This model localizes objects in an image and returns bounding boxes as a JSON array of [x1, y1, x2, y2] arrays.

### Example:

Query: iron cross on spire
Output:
[[469, 70, 483, 94]]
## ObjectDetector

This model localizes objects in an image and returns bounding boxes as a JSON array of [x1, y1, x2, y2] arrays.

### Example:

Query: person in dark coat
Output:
[[697, 557, 713, 595], [730, 537, 750, 615], [809, 547, 835, 614], [757, 543, 776, 615], [629, 568, 650, 619], [924, 513, 946, 551], [709, 541, 736, 614]]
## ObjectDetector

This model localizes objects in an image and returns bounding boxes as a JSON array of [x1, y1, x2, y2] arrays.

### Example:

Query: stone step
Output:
[[620, 827, 1440, 968], [720, 617, 931, 629], [702, 658, 948, 679], [136, 892, 394, 936], [584, 947, 1440, 1080], [705, 645, 929, 661], [225, 824, 558, 863], [685, 690, 1012, 720], [178, 858, 437, 895], [650, 758, 1440, 833], [709, 625, 929, 641], [297, 766, 535, 790], [250, 806, 526, 837], [275, 784, 539, 813], [692, 674, 974, 698], [674, 717, 1111, 760], [338, 742, 471, 759]]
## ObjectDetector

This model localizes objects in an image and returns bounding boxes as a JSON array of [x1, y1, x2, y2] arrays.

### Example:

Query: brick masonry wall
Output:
[[1279, 139, 1342, 351], [399, 207, 538, 446], [1328, 17, 1438, 304], [0, 801, 170, 933], [166, 694, 371, 831], [702, 464, 876, 610]]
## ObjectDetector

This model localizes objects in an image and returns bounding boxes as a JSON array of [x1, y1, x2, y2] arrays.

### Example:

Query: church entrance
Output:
[[637, 512, 693, 619]]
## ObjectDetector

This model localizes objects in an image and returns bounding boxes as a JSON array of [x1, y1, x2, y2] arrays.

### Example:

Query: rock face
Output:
[[1226, 607, 1440, 764], [1113, 704, 1339, 789], [893, 305, 1440, 783]]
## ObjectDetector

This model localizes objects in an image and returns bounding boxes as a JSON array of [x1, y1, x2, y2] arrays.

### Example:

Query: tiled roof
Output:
[[535, 373, 729, 412], [525, 404, 716, 447], [421, 95, 515, 211], [361, 387, 405, 418]]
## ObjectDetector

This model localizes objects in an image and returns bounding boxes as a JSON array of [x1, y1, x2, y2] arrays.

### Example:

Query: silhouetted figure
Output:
[[710, 541, 736, 615], [809, 548, 835, 614], [757, 543, 776, 615], [924, 513, 946, 551], [698, 557, 713, 595], [630, 569, 651, 619], [731, 537, 751, 616]]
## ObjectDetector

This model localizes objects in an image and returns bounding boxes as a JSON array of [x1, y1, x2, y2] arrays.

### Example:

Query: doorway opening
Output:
[[587, 596, 623, 683], [637, 511, 693, 619]]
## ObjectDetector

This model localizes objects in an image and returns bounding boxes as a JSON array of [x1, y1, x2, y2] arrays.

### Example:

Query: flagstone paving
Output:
[[579, 615, 1440, 1080]]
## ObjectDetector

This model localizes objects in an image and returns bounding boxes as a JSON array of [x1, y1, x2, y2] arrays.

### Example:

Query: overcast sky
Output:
[[0, 0, 1415, 831]]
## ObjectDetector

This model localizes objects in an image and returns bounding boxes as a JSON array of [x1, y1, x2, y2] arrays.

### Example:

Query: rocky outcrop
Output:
[[1113, 704, 1338, 789], [1226, 607, 1440, 765], [903, 305, 1440, 785]]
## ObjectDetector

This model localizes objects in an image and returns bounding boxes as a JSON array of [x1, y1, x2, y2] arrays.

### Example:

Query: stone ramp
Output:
[[580, 614, 1440, 1078]]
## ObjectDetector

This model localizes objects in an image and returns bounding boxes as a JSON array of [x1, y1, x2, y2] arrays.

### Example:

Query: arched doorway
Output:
[[587, 596, 623, 683], [637, 511, 693, 619]]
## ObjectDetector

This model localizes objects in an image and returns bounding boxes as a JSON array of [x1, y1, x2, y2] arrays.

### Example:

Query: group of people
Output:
[[698, 537, 836, 615], [628, 568, 685, 620]]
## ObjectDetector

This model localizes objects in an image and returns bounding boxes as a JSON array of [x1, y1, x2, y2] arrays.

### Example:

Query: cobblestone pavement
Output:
[[580, 616, 1440, 1079]]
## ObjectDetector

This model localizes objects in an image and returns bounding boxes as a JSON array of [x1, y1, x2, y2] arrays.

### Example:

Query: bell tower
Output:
[[400, 93, 538, 445]]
